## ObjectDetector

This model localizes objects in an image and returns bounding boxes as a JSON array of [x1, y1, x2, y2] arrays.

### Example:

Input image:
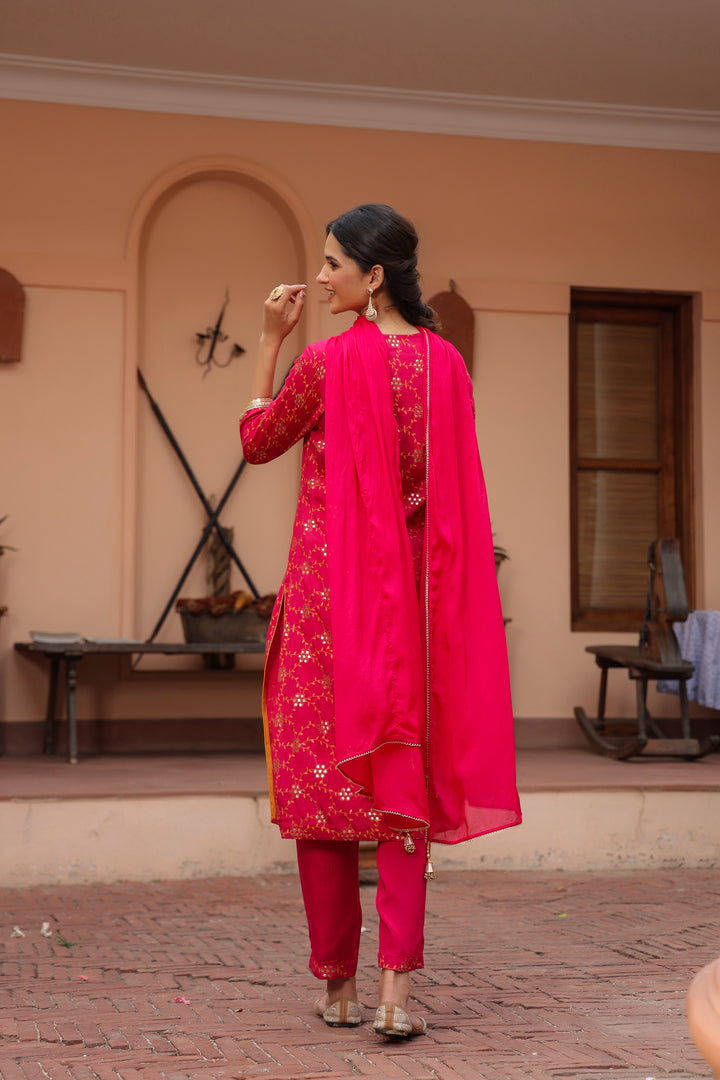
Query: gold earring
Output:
[[365, 288, 378, 322]]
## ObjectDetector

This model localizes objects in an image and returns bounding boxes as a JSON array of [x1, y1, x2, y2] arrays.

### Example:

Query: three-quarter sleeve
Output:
[[240, 345, 325, 463]]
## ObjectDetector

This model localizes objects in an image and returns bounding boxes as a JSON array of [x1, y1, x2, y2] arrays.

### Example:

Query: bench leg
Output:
[[635, 677, 649, 740], [679, 679, 691, 740], [42, 657, 60, 756], [634, 673, 651, 743], [66, 658, 79, 765], [597, 664, 609, 731]]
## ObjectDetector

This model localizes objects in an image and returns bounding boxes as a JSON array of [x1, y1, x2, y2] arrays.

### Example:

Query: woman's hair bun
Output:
[[326, 204, 437, 331]]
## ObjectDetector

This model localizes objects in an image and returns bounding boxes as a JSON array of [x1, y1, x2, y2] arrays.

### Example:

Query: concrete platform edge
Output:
[[3, 787, 720, 886]]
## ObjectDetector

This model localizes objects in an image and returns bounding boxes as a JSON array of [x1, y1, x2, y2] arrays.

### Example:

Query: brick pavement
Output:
[[1, 869, 718, 1080]]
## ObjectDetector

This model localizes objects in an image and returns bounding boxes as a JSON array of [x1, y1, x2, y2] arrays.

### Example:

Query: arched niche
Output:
[[129, 163, 313, 642]]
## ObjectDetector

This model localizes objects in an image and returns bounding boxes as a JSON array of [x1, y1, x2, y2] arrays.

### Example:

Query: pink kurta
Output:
[[241, 333, 429, 841], [241, 320, 521, 845]]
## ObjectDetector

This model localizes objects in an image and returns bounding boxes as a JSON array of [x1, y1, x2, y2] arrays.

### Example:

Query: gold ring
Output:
[[268, 285, 284, 302]]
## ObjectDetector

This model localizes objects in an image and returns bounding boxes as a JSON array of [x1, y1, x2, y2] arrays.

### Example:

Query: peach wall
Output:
[[2, 289, 126, 721], [475, 308, 576, 717], [1, 97, 719, 738]]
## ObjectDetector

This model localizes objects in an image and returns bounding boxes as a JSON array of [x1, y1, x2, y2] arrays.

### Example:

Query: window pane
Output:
[[577, 323, 659, 461], [577, 471, 658, 609]]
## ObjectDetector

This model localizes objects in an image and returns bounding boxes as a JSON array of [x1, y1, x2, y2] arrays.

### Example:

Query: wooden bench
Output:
[[14, 640, 264, 764], [574, 539, 719, 760]]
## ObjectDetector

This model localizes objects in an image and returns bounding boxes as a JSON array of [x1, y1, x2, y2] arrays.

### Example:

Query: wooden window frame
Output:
[[570, 288, 695, 632]]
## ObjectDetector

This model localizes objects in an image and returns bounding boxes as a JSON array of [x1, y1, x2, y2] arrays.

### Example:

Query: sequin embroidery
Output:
[[240, 336, 427, 840]]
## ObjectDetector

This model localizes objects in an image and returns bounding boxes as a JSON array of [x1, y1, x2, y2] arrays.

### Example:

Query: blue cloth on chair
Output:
[[657, 610, 720, 709]]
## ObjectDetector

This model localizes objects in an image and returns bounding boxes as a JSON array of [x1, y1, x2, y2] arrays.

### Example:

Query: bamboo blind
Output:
[[575, 321, 661, 613], [576, 323, 659, 462]]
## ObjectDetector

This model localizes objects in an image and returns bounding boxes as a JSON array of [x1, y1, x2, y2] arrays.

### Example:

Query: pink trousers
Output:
[[296, 838, 427, 979]]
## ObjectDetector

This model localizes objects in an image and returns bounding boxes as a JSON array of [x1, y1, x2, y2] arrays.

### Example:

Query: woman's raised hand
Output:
[[249, 283, 307, 401], [262, 283, 307, 343]]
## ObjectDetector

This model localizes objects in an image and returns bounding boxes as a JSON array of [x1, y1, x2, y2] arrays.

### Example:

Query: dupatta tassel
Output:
[[424, 841, 436, 881], [403, 832, 416, 854]]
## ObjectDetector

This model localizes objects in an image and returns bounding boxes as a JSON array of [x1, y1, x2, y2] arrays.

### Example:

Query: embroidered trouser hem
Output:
[[296, 837, 426, 979]]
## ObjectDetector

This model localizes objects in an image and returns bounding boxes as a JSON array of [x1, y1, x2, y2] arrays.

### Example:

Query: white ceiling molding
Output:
[[1, 53, 719, 153]]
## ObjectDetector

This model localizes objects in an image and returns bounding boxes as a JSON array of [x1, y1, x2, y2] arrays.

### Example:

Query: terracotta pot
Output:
[[178, 607, 270, 645]]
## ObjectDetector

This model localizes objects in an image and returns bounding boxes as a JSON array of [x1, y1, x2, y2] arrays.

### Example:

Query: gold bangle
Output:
[[242, 397, 273, 417]]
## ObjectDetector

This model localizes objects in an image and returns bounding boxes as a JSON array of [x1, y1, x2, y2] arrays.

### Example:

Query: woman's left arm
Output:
[[240, 346, 325, 463]]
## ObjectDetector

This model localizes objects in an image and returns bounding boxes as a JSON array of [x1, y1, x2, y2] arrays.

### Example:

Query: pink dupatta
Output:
[[325, 317, 520, 844]]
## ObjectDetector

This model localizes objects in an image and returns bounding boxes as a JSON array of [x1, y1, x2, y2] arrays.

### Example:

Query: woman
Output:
[[240, 204, 520, 1037]]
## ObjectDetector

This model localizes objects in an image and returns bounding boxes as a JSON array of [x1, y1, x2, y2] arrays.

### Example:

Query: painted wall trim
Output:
[[1, 54, 720, 154], [424, 278, 570, 315], [0, 254, 132, 292]]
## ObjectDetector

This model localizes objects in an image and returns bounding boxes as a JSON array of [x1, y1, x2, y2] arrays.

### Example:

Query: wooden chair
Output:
[[574, 538, 719, 759]]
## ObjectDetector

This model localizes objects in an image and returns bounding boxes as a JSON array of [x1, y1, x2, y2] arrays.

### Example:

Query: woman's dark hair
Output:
[[326, 204, 438, 331]]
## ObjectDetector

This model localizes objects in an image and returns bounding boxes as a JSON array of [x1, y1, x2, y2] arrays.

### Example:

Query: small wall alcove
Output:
[[0, 268, 25, 363], [428, 287, 475, 375]]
